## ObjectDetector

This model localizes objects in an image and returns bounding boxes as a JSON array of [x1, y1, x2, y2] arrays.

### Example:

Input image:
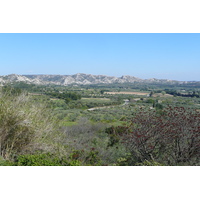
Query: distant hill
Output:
[[0, 73, 196, 86]]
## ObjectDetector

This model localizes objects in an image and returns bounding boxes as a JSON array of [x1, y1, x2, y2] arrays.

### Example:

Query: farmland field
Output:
[[105, 91, 149, 95]]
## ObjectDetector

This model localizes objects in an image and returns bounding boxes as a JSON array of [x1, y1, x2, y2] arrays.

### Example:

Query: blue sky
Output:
[[0, 33, 199, 81]]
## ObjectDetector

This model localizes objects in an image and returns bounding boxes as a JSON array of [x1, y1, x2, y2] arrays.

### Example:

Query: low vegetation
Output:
[[0, 82, 199, 166]]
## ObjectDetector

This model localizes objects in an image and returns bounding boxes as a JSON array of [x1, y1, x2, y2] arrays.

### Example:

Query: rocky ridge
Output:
[[0, 73, 191, 86]]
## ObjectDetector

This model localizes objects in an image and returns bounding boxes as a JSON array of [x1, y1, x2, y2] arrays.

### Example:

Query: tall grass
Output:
[[0, 89, 58, 160]]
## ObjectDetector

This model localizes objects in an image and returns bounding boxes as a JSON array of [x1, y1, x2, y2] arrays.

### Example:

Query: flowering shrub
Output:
[[114, 106, 200, 165]]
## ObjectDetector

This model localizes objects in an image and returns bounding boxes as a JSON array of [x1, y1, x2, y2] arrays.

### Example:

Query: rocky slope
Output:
[[0, 73, 190, 86]]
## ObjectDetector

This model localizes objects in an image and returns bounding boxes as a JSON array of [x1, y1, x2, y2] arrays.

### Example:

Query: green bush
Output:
[[16, 153, 63, 166], [14, 152, 84, 166], [85, 150, 102, 165], [0, 156, 14, 166], [136, 160, 164, 166], [15, 153, 72, 166]]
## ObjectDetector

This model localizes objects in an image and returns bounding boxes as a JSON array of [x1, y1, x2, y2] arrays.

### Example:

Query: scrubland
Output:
[[0, 84, 199, 166]]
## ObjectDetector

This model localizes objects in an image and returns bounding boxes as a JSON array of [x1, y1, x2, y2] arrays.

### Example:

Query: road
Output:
[[87, 99, 130, 111]]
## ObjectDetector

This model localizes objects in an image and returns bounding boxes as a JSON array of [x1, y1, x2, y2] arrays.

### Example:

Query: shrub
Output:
[[0, 90, 58, 160], [14, 152, 82, 166], [62, 118, 127, 165], [0, 156, 14, 166], [135, 160, 164, 166], [15, 153, 68, 166], [115, 106, 200, 165]]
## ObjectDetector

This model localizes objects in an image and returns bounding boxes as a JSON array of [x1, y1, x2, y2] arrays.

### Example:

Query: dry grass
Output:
[[82, 98, 110, 101], [0, 92, 58, 160], [152, 93, 174, 98], [105, 91, 149, 95]]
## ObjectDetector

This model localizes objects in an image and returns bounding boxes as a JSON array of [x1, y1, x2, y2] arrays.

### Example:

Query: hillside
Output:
[[0, 73, 191, 86]]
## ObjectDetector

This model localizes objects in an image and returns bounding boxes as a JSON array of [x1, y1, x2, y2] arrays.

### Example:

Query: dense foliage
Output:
[[109, 107, 200, 165]]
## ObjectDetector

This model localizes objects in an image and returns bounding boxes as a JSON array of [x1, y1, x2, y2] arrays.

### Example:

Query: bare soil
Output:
[[105, 91, 149, 95]]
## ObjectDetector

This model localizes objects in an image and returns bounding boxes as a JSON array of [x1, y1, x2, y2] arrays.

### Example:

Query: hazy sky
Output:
[[0, 33, 199, 81]]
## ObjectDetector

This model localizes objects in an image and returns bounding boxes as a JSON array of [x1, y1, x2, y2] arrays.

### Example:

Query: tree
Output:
[[161, 91, 166, 96], [65, 97, 71, 104], [149, 91, 154, 97]]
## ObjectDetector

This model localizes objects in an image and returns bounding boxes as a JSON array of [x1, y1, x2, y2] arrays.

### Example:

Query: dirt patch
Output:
[[50, 98, 61, 101], [82, 98, 110, 101], [105, 91, 149, 95], [152, 93, 174, 98]]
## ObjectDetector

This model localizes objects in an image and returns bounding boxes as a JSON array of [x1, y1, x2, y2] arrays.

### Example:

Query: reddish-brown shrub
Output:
[[115, 106, 200, 165]]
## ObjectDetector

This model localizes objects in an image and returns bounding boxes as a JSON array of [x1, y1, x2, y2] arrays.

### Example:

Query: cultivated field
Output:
[[152, 93, 174, 98], [82, 98, 110, 101], [105, 91, 149, 95]]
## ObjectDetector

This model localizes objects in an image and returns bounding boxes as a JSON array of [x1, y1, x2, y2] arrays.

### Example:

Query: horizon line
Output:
[[0, 73, 199, 82]]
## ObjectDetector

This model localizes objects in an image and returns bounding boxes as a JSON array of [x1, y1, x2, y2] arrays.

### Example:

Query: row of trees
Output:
[[45, 91, 81, 103], [164, 89, 200, 98]]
